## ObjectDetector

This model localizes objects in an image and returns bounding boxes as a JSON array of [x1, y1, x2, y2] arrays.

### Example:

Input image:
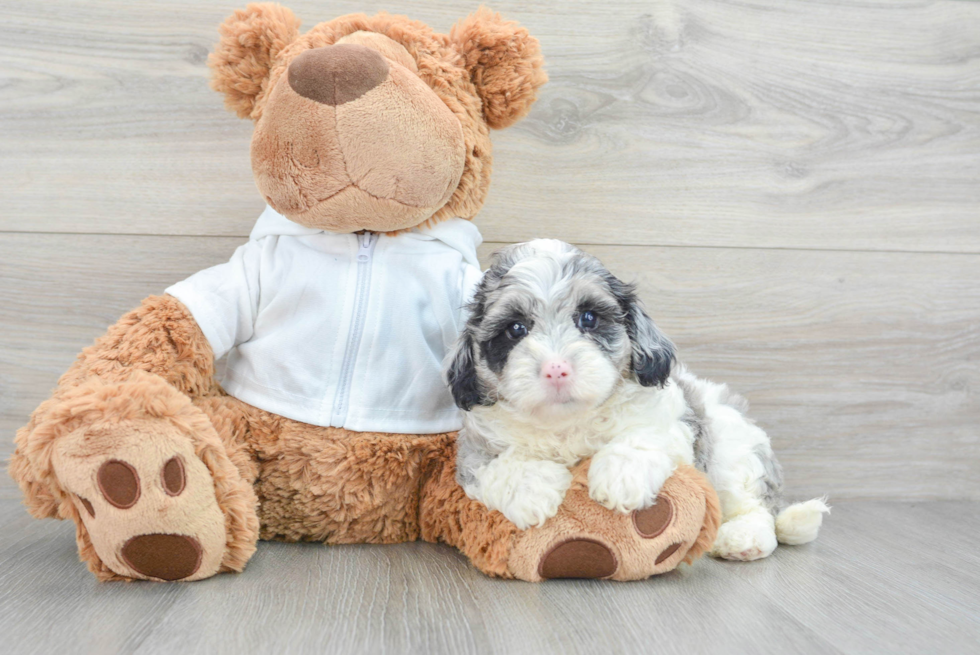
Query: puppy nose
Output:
[[541, 359, 573, 383], [287, 44, 389, 106]]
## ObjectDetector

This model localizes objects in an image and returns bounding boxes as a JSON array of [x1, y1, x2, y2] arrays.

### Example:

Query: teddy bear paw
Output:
[[54, 420, 229, 581], [506, 463, 717, 581]]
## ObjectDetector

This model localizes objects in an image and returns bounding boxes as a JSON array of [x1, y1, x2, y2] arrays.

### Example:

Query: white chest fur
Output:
[[464, 379, 696, 466]]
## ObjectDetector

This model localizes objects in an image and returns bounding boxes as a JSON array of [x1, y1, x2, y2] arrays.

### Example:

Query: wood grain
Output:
[[1, 233, 977, 500], [1, 0, 978, 252], [2, 2, 978, 652], [1, 498, 977, 654]]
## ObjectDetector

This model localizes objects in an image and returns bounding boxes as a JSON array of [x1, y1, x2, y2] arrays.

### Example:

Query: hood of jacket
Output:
[[249, 206, 482, 268]]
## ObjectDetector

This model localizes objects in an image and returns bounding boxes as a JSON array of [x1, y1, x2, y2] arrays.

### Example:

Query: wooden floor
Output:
[[2, 1, 979, 653], [1, 498, 977, 654]]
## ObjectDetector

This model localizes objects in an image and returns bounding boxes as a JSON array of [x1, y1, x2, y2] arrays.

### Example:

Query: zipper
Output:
[[330, 231, 378, 427]]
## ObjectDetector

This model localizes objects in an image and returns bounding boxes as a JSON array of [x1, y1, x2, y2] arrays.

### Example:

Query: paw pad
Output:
[[162, 457, 185, 496], [121, 533, 202, 581], [91, 457, 205, 579], [97, 460, 140, 508], [655, 542, 684, 565], [76, 494, 96, 518], [632, 495, 673, 538], [539, 538, 618, 579]]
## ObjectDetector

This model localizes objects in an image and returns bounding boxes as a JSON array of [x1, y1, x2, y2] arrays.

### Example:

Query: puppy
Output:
[[446, 239, 828, 561]]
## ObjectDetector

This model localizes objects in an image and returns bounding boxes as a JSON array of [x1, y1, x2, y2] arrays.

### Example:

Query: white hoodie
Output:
[[166, 206, 483, 434]]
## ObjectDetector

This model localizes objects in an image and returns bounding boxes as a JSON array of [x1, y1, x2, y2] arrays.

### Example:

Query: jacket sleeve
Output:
[[165, 238, 265, 359]]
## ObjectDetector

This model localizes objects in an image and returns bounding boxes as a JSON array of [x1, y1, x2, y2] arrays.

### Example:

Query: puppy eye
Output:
[[505, 322, 528, 340], [577, 311, 598, 331]]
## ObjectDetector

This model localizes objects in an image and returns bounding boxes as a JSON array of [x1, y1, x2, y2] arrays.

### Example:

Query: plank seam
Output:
[[1, 230, 979, 257]]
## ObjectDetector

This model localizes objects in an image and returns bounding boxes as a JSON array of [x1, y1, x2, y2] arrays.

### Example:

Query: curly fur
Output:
[[683, 464, 721, 564], [419, 440, 520, 578], [58, 294, 217, 395], [450, 7, 548, 129], [209, 3, 302, 119]]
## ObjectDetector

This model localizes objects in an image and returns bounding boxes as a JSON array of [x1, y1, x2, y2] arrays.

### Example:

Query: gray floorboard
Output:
[[1, 499, 976, 655], [3, 2, 980, 652]]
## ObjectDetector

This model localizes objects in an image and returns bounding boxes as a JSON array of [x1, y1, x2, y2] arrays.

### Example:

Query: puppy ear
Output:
[[607, 276, 675, 387], [446, 334, 489, 411], [208, 3, 302, 119], [450, 7, 547, 129], [627, 301, 675, 387]]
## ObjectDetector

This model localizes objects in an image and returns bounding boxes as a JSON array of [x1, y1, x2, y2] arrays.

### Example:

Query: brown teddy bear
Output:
[[9, 4, 719, 582]]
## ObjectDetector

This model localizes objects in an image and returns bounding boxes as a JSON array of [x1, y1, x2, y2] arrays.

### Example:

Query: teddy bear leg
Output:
[[16, 373, 260, 582], [253, 422, 457, 545], [418, 438, 520, 578], [420, 445, 720, 581], [507, 461, 721, 581]]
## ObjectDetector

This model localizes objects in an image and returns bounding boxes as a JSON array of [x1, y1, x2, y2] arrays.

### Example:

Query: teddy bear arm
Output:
[[58, 294, 216, 396], [9, 294, 219, 520]]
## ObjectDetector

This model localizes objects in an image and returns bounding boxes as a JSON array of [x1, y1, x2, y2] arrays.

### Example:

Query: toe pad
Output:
[[539, 538, 618, 579], [121, 534, 203, 581], [655, 542, 684, 564], [633, 496, 673, 538], [97, 460, 140, 509]]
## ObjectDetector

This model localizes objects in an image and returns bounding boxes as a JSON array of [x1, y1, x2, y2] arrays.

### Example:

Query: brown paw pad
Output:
[[162, 456, 185, 496], [97, 459, 140, 509], [75, 495, 96, 518], [655, 542, 685, 565], [121, 534, 202, 581], [633, 495, 673, 538], [539, 539, 618, 579]]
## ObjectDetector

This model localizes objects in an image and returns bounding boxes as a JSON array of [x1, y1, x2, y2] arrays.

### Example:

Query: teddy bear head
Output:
[[209, 3, 546, 233]]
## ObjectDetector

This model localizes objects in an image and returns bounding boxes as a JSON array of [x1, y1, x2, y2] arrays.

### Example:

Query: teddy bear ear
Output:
[[208, 3, 302, 119], [450, 7, 547, 129]]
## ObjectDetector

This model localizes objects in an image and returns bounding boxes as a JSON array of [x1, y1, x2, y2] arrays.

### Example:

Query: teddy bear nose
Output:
[[287, 44, 389, 106]]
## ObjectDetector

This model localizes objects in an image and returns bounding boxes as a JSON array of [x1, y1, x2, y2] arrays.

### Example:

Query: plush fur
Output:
[[9, 6, 719, 583], [450, 7, 547, 129], [448, 240, 828, 560], [209, 3, 302, 119], [208, 4, 548, 232]]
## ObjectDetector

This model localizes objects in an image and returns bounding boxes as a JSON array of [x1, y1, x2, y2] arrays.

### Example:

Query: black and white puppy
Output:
[[446, 239, 828, 561]]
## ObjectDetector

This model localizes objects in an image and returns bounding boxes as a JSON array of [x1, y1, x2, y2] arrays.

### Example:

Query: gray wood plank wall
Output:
[[1, 0, 978, 500]]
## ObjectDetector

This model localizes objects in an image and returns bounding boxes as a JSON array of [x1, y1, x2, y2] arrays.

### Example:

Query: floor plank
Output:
[[0, 499, 976, 654], [2, 233, 977, 499], [1, 0, 978, 252], [3, 1, 978, 651], [729, 502, 980, 655]]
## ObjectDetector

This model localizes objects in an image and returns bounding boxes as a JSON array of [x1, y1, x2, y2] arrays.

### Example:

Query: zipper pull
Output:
[[357, 233, 375, 262]]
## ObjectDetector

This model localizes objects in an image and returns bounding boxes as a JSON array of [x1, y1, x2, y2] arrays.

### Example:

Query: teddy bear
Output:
[[9, 4, 720, 582]]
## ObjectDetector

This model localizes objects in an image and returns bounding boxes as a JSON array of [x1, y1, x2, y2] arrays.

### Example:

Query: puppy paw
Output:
[[471, 458, 573, 530], [710, 512, 778, 561], [588, 445, 674, 513]]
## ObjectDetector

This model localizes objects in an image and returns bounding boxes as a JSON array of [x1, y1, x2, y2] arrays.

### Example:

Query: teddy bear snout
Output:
[[287, 44, 389, 107]]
